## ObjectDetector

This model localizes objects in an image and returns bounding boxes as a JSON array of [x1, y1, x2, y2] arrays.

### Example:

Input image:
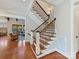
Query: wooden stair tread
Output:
[[40, 44, 46, 50], [40, 39, 49, 45], [46, 26, 55, 28], [43, 32, 56, 34], [40, 36, 52, 41], [41, 32, 56, 36]]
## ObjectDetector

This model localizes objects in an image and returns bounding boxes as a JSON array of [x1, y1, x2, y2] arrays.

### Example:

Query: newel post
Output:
[[36, 31, 40, 55], [30, 31, 33, 45]]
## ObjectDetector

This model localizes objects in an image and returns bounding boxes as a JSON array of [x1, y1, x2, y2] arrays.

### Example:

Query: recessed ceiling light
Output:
[[22, 0, 26, 2]]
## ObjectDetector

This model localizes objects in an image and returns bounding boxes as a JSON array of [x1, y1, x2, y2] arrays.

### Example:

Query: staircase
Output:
[[40, 20, 56, 49], [28, 0, 56, 58], [31, 19, 56, 58]]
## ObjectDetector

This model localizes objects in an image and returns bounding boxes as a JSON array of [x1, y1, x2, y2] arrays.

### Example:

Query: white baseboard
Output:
[[31, 47, 70, 59], [37, 48, 56, 58], [38, 48, 70, 59], [55, 48, 70, 59]]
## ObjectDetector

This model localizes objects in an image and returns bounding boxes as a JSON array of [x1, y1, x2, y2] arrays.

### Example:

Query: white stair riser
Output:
[[42, 33, 56, 36]]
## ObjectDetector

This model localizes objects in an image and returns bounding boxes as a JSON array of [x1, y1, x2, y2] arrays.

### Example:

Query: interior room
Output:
[[0, 0, 76, 59], [0, 16, 25, 41]]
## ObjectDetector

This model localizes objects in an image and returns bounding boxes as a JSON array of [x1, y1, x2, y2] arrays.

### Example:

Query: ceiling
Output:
[[0, 0, 32, 17], [0, 0, 63, 18]]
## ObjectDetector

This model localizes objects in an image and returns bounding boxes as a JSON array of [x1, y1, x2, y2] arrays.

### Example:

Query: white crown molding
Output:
[[0, 9, 26, 19], [0, 8, 26, 15]]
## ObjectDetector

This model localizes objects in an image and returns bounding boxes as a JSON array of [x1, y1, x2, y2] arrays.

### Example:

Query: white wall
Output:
[[55, 0, 72, 58], [74, 2, 79, 56], [0, 16, 7, 27]]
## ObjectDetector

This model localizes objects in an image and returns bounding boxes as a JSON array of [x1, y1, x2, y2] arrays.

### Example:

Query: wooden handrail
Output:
[[32, 15, 50, 32], [28, 18, 56, 36], [35, 1, 49, 16], [41, 18, 56, 32], [28, 33, 31, 36]]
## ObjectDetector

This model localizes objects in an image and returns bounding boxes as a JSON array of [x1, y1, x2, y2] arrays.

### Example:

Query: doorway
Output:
[[12, 24, 25, 41]]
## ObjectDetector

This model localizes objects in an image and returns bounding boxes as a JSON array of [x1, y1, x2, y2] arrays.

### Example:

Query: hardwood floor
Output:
[[0, 36, 36, 59], [40, 51, 68, 59], [0, 36, 67, 59], [77, 52, 79, 59]]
